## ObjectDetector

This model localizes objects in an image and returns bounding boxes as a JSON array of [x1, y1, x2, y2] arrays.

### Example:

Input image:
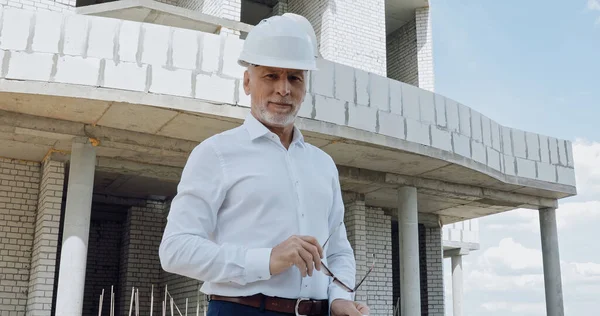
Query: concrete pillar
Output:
[[451, 255, 463, 316], [398, 186, 421, 316], [539, 207, 564, 316], [55, 138, 97, 316]]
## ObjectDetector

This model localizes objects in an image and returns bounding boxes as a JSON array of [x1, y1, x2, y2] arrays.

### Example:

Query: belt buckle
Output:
[[294, 297, 310, 316]]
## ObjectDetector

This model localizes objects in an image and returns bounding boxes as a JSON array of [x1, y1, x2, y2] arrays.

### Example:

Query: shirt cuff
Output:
[[244, 247, 273, 283], [328, 286, 354, 313]]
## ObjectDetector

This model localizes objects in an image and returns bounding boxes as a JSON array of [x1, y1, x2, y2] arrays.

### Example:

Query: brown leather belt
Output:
[[209, 294, 328, 315]]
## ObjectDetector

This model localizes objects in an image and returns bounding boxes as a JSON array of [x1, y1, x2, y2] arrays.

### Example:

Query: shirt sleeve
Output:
[[158, 139, 272, 285], [325, 167, 356, 309]]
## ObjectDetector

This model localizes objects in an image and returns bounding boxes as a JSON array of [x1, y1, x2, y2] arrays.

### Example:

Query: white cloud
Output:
[[479, 238, 542, 270], [572, 138, 600, 200], [588, 0, 600, 25], [481, 301, 545, 315]]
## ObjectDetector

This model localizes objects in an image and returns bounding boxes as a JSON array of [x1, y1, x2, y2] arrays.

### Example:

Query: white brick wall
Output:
[[0, 0, 74, 13], [420, 226, 444, 316], [178, 0, 241, 22], [26, 159, 62, 316], [288, 0, 387, 76], [416, 7, 434, 92], [365, 208, 393, 316], [0, 158, 40, 316], [0, 7, 577, 187]]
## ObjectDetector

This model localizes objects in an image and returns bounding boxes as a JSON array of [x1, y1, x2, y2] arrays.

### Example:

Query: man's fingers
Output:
[[293, 255, 308, 277], [299, 236, 323, 258], [296, 246, 315, 276], [299, 239, 322, 272]]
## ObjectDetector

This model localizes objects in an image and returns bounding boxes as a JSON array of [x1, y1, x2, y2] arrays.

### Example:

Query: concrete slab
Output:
[[0, 139, 50, 161], [156, 113, 240, 142], [96, 103, 179, 134], [0, 92, 109, 124], [320, 141, 449, 176]]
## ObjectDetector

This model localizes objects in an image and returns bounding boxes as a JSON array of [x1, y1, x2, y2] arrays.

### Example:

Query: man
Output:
[[159, 15, 370, 316]]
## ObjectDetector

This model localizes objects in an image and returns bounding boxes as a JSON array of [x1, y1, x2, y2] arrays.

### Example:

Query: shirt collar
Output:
[[243, 113, 305, 147]]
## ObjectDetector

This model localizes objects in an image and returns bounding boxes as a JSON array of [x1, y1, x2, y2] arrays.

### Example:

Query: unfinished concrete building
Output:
[[0, 0, 575, 315]]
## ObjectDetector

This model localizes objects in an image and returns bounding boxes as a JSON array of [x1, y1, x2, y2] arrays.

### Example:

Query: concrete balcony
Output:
[[0, 5, 576, 226]]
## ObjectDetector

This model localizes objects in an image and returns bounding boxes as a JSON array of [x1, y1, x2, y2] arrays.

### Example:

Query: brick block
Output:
[[201, 33, 221, 73], [297, 93, 312, 118], [453, 132, 470, 158], [195, 73, 235, 104], [402, 84, 420, 120], [237, 80, 251, 108], [539, 135, 550, 163], [481, 115, 492, 147], [471, 140, 486, 165], [537, 162, 556, 182], [119, 20, 140, 63], [566, 141, 574, 168], [312, 58, 334, 98], [141, 23, 169, 66], [419, 89, 435, 124], [355, 69, 369, 106], [222, 35, 244, 78], [385, 80, 401, 116], [512, 129, 527, 159], [470, 110, 482, 142], [378, 111, 404, 139], [526, 132, 540, 161], [149, 67, 192, 98], [172, 27, 198, 70], [87, 16, 118, 59], [445, 98, 459, 132], [406, 118, 429, 146], [431, 126, 451, 151], [557, 166, 576, 186], [458, 103, 471, 137], [6, 51, 54, 82], [557, 139, 568, 166], [103, 61, 147, 92], [348, 104, 376, 132], [490, 120, 501, 151], [31, 11, 62, 54], [0, 8, 32, 51], [314, 95, 345, 126], [334, 62, 354, 103], [548, 137, 559, 164], [434, 94, 446, 127], [487, 147, 501, 172], [516, 158, 536, 179], [370, 73, 389, 111], [63, 14, 89, 56], [501, 126, 513, 156], [54, 55, 100, 86]]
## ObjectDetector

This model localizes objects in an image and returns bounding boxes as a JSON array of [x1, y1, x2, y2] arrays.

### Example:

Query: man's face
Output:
[[243, 65, 307, 128]]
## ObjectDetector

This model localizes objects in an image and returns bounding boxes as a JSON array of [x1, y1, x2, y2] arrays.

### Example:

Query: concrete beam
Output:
[[444, 247, 470, 258], [95, 157, 182, 182], [338, 165, 558, 209]]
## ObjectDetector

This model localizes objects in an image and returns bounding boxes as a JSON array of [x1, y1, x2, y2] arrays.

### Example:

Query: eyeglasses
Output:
[[320, 222, 376, 293]]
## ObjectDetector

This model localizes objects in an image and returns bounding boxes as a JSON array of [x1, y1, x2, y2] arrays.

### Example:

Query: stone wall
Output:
[[0, 158, 40, 316]]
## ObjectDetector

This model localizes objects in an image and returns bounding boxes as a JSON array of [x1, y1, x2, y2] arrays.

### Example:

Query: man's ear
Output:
[[243, 70, 251, 95]]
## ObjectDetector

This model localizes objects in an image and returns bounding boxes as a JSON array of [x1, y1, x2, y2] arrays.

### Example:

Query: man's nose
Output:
[[275, 78, 291, 96]]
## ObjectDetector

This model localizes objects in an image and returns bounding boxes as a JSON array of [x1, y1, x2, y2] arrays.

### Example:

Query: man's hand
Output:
[[331, 299, 370, 316], [269, 235, 323, 277]]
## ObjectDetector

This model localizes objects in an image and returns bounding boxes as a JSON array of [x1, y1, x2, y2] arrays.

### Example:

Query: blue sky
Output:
[[431, 0, 599, 143], [430, 1, 600, 315]]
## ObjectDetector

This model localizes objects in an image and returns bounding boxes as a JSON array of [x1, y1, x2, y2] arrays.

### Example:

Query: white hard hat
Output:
[[282, 13, 321, 58], [238, 15, 318, 71]]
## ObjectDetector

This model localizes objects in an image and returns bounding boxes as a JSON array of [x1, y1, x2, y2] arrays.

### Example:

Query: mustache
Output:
[[268, 98, 294, 105]]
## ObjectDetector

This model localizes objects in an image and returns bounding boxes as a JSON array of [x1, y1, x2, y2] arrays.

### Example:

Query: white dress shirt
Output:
[[159, 113, 356, 309]]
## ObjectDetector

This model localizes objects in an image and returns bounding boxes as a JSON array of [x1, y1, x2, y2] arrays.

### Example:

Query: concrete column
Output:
[[539, 207, 564, 316], [398, 186, 421, 316], [451, 255, 463, 316], [55, 138, 97, 316]]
